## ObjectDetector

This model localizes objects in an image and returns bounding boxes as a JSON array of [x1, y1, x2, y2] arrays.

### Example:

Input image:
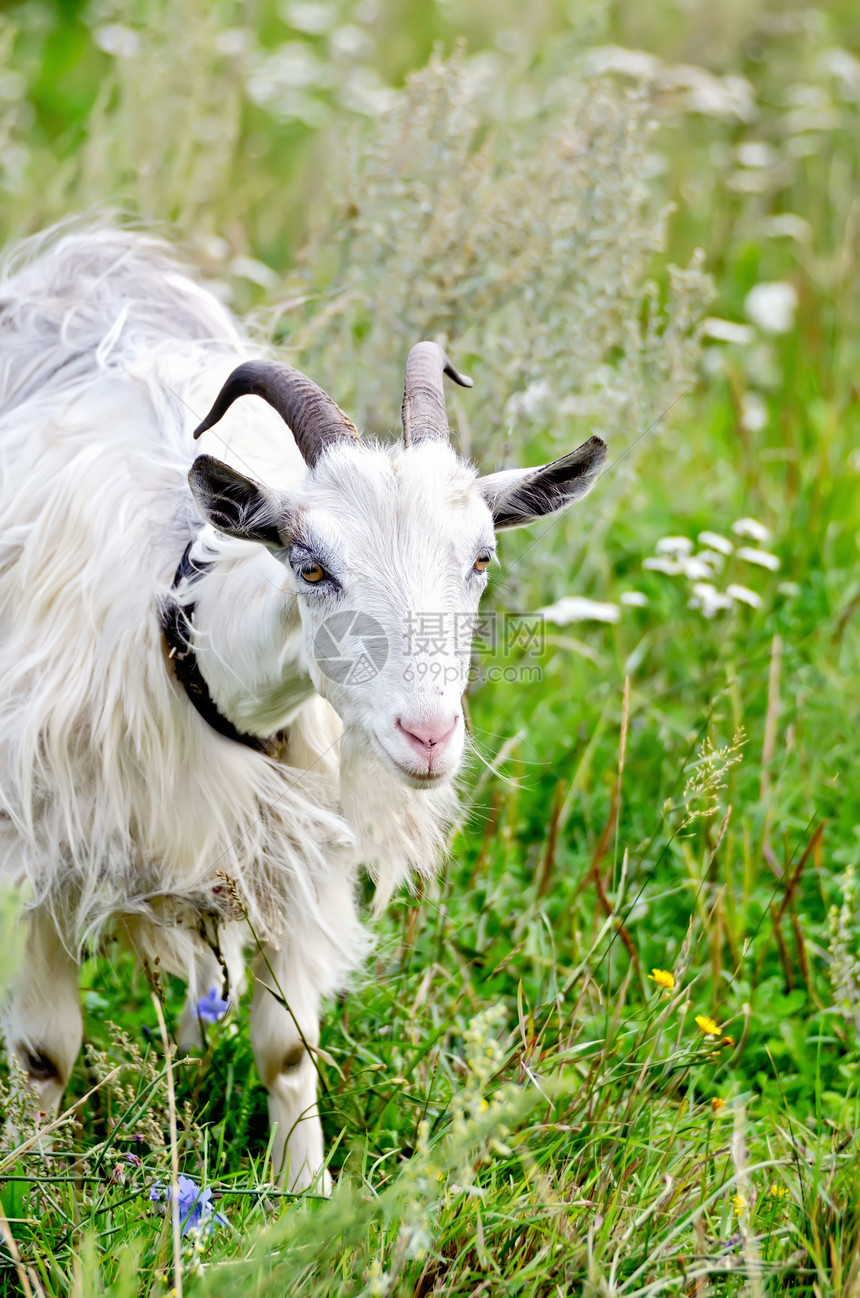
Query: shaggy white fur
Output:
[[0, 223, 464, 1189], [0, 220, 605, 1190]]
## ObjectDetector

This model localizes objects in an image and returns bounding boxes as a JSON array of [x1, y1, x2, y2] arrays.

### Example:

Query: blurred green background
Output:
[[2, 0, 860, 1293]]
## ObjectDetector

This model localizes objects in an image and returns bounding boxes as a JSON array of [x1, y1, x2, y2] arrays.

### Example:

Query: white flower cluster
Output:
[[585, 46, 755, 121], [538, 595, 621, 625], [702, 281, 797, 431], [643, 519, 781, 619]]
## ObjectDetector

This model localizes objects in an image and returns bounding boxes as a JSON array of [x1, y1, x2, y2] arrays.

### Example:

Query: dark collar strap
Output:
[[160, 541, 280, 756]]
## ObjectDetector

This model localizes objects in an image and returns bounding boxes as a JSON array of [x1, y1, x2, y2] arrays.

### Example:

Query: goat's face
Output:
[[283, 441, 492, 784], [188, 349, 606, 788]]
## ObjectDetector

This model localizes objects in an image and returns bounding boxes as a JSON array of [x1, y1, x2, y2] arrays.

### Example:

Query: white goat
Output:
[[0, 223, 606, 1190]]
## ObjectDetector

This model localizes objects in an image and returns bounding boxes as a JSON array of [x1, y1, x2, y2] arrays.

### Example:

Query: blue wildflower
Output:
[[149, 1175, 228, 1235], [195, 987, 231, 1025]]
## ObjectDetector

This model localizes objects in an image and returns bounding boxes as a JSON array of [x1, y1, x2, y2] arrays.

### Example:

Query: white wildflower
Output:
[[663, 66, 756, 121], [786, 82, 832, 108], [364, 1256, 389, 1296], [680, 555, 717, 580], [644, 556, 683, 575], [728, 167, 775, 195], [736, 141, 780, 169], [719, 75, 756, 122], [94, 23, 141, 58], [539, 596, 620, 625], [339, 66, 395, 117], [194, 233, 231, 262], [786, 134, 821, 159], [693, 550, 726, 573], [701, 317, 755, 345], [331, 25, 372, 60], [582, 52, 755, 120], [698, 531, 734, 555], [782, 103, 840, 137], [732, 517, 772, 543], [506, 380, 553, 419], [247, 42, 332, 105], [726, 583, 762, 608], [821, 48, 860, 100], [214, 28, 250, 57], [762, 213, 813, 243], [740, 391, 769, 432], [585, 46, 662, 81], [689, 583, 733, 618], [621, 591, 649, 607], [656, 535, 694, 556], [745, 281, 798, 335], [736, 546, 780, 571], [642, 150, 669, 180], [281, 2, 336, 34]]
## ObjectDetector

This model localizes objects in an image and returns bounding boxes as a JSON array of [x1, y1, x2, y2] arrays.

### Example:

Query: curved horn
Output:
[[401, 341, 473, 447], [192, 360, 360, 467]]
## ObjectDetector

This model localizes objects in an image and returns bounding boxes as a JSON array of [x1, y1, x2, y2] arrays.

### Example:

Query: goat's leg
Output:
[[3, 907, 83, 1119], [249, 945, 330, 1194]]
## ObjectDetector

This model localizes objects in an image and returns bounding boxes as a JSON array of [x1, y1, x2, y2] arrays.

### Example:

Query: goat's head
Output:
[[188, 344, 606, 787]]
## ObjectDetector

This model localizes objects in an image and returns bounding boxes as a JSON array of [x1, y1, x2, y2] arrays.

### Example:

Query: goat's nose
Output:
[[396, 716, 458, 761]]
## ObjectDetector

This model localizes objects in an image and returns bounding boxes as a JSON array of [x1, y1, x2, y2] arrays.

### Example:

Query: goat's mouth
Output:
[[371, 733, 452, 788]]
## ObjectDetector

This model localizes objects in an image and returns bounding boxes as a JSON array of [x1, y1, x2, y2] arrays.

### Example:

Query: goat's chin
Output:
[[391, 766, 450, 791], [370, 734, 457, 790], [338, 727, 460, 909]]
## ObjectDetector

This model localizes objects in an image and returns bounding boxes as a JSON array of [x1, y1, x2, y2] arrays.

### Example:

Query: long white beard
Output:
[[338, 726, 459, 912]]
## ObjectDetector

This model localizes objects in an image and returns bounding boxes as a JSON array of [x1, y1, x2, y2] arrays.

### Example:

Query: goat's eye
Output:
[[473, 552, 492, 573], [300, 563, 326, 584]]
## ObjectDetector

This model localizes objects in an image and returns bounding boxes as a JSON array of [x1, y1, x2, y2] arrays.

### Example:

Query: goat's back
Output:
[[0, 223, 241, 419]]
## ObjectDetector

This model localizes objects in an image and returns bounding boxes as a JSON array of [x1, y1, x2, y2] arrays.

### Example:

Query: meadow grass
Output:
[[1, 0, 860, 1294]]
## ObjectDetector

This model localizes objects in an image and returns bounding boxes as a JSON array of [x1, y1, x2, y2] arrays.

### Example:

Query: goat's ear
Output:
[[476, 436, 607, 530], [188, 455, 288, 551]]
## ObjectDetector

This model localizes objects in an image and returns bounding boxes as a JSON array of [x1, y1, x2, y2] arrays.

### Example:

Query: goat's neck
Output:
[[188, 539, 314, 737], [184, 540, 457, 890]]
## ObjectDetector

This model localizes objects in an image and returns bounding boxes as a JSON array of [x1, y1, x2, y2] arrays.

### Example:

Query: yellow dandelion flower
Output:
[[711, 1096, 725, 1113], [769, 1184, 789, 1199], [731, 1193, 747, 1215], [721, 1036, 735, 1047], [649, 968, 675, 991], [695, 1014, 720, 1037]]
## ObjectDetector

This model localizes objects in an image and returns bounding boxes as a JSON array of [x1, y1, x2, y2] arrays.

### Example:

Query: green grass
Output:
[[2, 0, 860, 1294]]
